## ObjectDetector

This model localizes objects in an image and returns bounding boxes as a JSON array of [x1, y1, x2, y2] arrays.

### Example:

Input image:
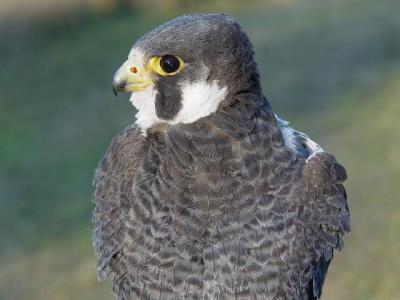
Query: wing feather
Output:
[[277, 115, 323, 158], [92, 125, 145, 281], [277, 116, 350, 299], [302, 151, 350, 299]]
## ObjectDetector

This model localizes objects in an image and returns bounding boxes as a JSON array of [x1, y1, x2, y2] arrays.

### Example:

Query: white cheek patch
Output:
[[127, 48, 228, 133], [172, 80, 228, 124], [131, 80, 228, 134], [130, 87, 161, 133]]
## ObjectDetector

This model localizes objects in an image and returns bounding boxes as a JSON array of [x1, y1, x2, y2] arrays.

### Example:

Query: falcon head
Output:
[[112, 13, 260, 131]]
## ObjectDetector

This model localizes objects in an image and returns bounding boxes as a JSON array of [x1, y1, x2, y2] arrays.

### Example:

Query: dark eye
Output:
[[160, 55, 180, 74]]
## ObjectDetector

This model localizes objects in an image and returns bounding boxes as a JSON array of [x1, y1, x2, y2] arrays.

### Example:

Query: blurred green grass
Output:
[[1, 0, 399, 299]]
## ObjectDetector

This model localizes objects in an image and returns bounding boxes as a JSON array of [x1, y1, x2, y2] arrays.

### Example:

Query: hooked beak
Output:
[[112, 80, 126, 96], [112, 58, 153, 96]]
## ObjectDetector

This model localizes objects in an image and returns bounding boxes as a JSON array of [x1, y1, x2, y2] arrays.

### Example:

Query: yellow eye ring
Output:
[[148, 55, 184, 76]]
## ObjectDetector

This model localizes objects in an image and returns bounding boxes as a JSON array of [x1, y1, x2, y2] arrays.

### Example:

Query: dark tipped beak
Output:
[[112, 80, 126, 97]]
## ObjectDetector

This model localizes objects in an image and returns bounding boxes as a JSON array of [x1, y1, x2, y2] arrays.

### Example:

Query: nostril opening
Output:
[[130, 66, 138, 73]]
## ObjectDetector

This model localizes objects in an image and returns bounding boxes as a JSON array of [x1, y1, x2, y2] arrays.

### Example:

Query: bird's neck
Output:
[[196, 90, 281, 144]]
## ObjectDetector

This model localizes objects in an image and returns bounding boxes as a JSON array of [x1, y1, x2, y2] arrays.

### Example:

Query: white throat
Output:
[[130, 87, 161, 132], [130, 80, 228, 134]]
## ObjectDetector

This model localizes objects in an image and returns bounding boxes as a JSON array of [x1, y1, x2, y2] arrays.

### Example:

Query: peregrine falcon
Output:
[[93, 14, 350, 300]]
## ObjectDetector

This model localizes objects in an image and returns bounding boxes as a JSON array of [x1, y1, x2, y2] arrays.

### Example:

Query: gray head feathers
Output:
[[134, 13, 261, 95]]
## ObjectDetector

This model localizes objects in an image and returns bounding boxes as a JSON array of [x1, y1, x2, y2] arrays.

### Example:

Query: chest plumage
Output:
[[93, 95, 349, 299]]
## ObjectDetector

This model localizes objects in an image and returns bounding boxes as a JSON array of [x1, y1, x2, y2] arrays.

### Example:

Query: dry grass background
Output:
[[1, 0, 399, 299]]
